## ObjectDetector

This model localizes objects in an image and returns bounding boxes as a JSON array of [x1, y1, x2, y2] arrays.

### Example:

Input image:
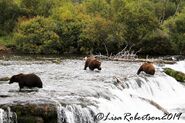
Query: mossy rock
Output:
[[163, 68, 185, 82], [0, 103, 58, 123], [18, 116, 44, 123]]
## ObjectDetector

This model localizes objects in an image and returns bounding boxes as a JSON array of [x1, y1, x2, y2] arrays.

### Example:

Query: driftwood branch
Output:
[[103, 42, 109, 57], [114, 45, 141, 60]]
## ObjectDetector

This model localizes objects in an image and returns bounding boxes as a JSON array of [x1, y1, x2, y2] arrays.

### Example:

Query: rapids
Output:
[[0, 56, 185, 123]]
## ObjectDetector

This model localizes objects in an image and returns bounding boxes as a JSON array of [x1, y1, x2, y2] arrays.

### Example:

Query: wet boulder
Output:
[[0, 103, 57, 123]]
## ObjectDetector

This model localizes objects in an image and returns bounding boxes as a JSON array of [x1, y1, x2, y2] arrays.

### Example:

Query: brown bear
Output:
[[9, 73, 43, 90], [137, 62, 155, 75], [84, 56, 101, 71]]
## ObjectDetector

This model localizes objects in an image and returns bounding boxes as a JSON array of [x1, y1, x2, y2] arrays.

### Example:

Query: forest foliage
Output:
[[0, 0, 185, 55]]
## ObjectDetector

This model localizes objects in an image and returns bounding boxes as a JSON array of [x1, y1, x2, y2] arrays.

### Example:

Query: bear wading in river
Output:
[[84, 56, 101, 71], [9, 73, 43, 90], [137, 62, 155, 75]]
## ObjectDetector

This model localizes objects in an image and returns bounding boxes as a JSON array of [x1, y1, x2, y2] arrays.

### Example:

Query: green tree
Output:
[[15, 16, 62, 54], [52, 1, 83, 53], [163, 9, 185, 55], [116, 0, 159, 47], [20, 0, 59, 17], [0, 0, 21, 35], [140, 29, 175, 55], [83, 0, 111, 18]]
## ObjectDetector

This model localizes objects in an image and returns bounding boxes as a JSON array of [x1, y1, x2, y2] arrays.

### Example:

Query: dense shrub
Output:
[[14, 16, 63, 54], [139, 29, 175, 55], [0, 0, 21, 35], [1, 0, 185, 55], [163, 9, 185, 55]]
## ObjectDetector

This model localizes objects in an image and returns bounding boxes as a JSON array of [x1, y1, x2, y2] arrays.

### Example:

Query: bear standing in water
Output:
[[84, 56, 101, 71], [9, 73, 43, 91], [137, 62, 155, 75]]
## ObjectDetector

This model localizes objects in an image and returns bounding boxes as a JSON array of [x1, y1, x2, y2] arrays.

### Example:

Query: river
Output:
[[0, 56, 185, 123]]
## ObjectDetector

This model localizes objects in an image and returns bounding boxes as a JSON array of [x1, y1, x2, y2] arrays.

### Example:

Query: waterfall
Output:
[[0, 108, 4, 123], [96, 72, 185, 123], [54, 61, 185, 123], [56, 103, 98, 123], [165, 61, 185, 73], [52, 98, 98, 123], [1, 57, 185, 123], [55, 74, 185, 123], [0, 107, 17, 123]]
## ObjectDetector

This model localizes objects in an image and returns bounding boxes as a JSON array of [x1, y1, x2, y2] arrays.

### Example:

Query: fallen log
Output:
[[111, 58, 176, 64]]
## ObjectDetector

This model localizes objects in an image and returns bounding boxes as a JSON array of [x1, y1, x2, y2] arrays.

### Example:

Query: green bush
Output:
[[163, 9, 185, 55], [139, 29, 175, 55], [20, 0, 59, 17], [14, 16, 63, 54], [0, 0, 21, 35]]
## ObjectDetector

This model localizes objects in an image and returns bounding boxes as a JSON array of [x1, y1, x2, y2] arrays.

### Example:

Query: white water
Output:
[[0, 108, 4, 123], [165, 61, 185, 73], [60, 105, 98, 123], [55, 60, 185, 123], [95, 60, 185, 123], [0, 107, 17, 123]]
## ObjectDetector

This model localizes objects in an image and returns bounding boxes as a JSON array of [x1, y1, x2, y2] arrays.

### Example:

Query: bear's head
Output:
[[9, 73, 23, 84]]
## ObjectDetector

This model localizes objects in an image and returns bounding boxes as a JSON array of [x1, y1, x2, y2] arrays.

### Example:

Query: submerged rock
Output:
[[163, 68, 185, 82], [0, 103, 58, 123]]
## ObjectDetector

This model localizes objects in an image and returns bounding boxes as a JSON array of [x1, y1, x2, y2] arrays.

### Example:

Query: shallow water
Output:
[[0, 58, 140, 104], [0, 56, 185, 123]]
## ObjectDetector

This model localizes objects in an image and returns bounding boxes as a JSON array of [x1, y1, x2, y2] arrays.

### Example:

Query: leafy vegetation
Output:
[[0, 0, 185, 55]]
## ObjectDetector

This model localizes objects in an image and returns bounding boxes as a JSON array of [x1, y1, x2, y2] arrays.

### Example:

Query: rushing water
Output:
[[0, 107, 17, 123], [0, 56, 185, 123]]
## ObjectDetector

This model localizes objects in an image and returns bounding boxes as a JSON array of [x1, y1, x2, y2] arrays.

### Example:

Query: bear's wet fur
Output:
[[9, 73, 43, 90], [137, 62, 155, 75], [84, 56, 101, 71]]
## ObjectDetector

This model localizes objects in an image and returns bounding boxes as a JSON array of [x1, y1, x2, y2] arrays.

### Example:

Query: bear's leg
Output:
[[19, 83, 23, 91], [89, 67, 94, 71], [84, 62, 88, 70], [98, 67, 101, 70], [137, 67, 143, 75]]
